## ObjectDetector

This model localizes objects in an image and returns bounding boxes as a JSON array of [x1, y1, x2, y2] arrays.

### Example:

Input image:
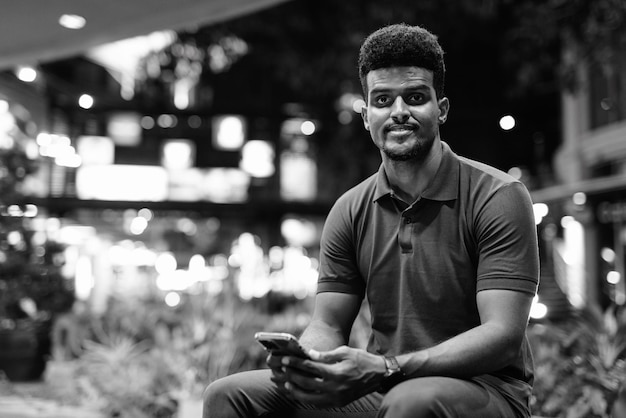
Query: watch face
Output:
[[383, 356, 401, 376], [379, 356, 405, 393]]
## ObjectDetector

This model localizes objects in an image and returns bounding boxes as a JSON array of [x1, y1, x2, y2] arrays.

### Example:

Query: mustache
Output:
[[385, 123, 417, 131]]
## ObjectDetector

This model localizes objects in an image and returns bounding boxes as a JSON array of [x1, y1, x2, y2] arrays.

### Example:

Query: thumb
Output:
[[308, 347, 346, 363]]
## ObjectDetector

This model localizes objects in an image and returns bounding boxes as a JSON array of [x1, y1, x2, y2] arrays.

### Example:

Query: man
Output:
[[204, 23, 539, 418]]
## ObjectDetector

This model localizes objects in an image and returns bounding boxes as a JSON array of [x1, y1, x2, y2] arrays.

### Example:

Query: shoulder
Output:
[[321, 172, 379, 244], [457, 156, 531, 202], [329, 172, 378, 217], [458, 155, 518, 186], [453, 156, 535, 229]]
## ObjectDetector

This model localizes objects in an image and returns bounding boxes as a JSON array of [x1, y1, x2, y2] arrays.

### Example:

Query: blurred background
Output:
[[0, 1, 625, 417]]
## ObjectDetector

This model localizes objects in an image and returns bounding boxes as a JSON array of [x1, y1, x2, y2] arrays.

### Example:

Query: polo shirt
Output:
[[317, 141, 539, 412]]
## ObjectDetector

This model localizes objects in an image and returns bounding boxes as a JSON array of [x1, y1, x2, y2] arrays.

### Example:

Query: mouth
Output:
[[385, 124, 416, 137]]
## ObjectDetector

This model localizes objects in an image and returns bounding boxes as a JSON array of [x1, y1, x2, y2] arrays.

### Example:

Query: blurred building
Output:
[[0, 2, 332, 316], [2, 1, 623, 321], [531, 33, 626, 311]]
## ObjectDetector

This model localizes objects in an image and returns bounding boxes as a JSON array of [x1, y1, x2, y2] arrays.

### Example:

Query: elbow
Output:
[[500, 343, 522, 367], [497, 332, 526, 368], [487, 324, 526, 370]]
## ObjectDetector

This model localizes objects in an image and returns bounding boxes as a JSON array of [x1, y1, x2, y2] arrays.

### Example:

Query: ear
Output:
[[361, 104, 370, 131], [437, 97, 450, 124]]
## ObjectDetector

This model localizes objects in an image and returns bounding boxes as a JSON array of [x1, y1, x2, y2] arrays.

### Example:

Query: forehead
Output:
[[366, 66, 434, 92]]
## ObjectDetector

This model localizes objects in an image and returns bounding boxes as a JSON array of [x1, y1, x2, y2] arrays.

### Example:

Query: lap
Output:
[[381, 376, 522, 418], [203, 369, 381, 418], [203, 370, 522, 418]]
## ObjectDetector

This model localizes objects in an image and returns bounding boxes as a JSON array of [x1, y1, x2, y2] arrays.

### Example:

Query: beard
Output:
[[382, 135, 435, 162]]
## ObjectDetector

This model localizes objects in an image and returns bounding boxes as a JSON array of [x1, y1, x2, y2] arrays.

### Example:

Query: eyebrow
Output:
[[369, 84, 431, 95]]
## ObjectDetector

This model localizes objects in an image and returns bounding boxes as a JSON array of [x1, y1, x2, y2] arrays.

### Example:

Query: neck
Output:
[[382, 140, 443, 203]]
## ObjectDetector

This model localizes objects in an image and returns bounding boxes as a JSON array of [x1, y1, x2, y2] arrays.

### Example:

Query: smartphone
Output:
[[254, 332, 310, 358]]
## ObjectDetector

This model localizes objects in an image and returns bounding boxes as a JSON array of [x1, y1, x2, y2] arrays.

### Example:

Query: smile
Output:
[[388, 129, 412, 135], [387, 124, 415, 133], [386, 126, 415, 138]]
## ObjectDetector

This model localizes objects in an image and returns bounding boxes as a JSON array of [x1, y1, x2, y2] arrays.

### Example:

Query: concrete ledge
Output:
[[0, 396, 104, 418]]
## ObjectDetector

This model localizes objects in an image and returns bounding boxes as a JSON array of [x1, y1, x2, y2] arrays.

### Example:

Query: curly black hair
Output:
[[358, 23, 446, 99]]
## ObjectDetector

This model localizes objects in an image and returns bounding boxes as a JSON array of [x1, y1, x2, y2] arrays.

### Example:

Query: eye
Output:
[[373, 95, 390, 106], [406, 93, 426, 105]]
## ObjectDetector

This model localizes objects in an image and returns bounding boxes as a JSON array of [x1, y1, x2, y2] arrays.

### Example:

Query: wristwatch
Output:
[[378, 355, 406, 393]]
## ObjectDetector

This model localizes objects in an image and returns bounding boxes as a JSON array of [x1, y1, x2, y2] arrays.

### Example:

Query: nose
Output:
[[390, 96, 409, 122]]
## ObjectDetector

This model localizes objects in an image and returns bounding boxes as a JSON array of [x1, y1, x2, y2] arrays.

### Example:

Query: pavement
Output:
[[0, 363, 104, 418], [0, 361, 203, 418], [0, 395, 103, 418]]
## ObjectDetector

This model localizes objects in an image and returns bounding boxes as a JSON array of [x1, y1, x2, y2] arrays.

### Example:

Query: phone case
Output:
[[254, 332, 310, 358]]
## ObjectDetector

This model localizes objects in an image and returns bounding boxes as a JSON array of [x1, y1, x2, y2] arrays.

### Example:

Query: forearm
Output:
[[397, 289, 533, 379], [299, 318, 348, 352], [399, 321, 521, 379], [298, 292, 361, 352]]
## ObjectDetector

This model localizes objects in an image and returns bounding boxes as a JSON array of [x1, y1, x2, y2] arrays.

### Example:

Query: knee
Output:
[[202, 380, 218, 418], [379, 380, 448, 418], [202, 377, 236, 418]]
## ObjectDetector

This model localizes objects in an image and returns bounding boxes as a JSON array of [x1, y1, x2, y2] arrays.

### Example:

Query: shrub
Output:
[[529, 304, 626, 418]]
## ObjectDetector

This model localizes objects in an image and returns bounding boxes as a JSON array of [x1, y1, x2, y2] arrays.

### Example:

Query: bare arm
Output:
[[298, 292, 362, 352], [281, 288, 533, 408], [266, 291, 364, 400], [398, 288, 534, 378]]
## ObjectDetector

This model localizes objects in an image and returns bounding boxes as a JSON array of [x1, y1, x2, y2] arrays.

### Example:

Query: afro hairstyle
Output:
[[358, 23, 446, 99]]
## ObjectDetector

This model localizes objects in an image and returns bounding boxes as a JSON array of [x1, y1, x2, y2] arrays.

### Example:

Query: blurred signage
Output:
[[77, 135, 115, 165], [161, 138, 195, 170], [212, 115, 246, 150], [168, 168, 205, 201], [597, 200, 626, 224], [240, 140, 274, 178], [76, 165, 168, 201], [280, 151, 316, 201], [107, 112, 142, 146], [170, 168, 250, 202], [76, 164, 250, 203], [201, 168, 250, 203]]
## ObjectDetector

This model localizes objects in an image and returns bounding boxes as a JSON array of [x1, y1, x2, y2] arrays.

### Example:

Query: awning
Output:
[[531, 174, 626, 203], [0, 0, 291, 70]]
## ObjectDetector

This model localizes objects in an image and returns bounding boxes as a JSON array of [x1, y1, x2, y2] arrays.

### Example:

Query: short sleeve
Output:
[[475, 182, 540, 295], [316, 196, 366, 297]]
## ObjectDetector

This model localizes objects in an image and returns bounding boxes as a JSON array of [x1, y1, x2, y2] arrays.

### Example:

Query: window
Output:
[[589, 37, 626, 129]]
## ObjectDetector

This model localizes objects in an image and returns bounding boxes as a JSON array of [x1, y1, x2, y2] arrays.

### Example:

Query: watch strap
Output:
[[378, 355, 406, 393]]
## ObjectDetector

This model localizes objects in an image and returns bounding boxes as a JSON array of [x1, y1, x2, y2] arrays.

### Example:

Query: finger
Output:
[[267, 353, 284, 368], [283, 357, 335, 380], [284, 369, 327, 392], [310, 346, 348, 364], [285, 382, 336, 407], [269, 367, 288, 383], [283, 355, 330, 374], [270, 374, 289, 389], [308, 349, 322, 361]]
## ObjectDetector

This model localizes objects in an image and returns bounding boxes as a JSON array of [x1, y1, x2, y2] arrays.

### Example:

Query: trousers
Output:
[[202, 369, 525, 418]]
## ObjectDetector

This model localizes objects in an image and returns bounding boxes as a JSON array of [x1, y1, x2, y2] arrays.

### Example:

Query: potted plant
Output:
[[529, 303, 626, 418], [0, 111, 75, 381]]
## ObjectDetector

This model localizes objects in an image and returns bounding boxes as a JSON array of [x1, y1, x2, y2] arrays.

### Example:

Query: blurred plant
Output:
[[502, 0, 626, 95], [58, 292, 312, 416], [0, 105, 74, 329], [529, 304, 626, 417], [76, 335, 179, 418]]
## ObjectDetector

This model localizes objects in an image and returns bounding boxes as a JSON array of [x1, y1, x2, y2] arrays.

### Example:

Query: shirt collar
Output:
[[373, 141, 459, 202], [373, 163, 392, 201]]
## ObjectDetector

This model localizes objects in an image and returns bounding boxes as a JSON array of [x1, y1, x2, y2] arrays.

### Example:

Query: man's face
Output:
[[361, 66, 449, 162]]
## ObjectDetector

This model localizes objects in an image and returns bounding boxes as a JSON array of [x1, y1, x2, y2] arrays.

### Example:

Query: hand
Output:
[[266, 351, 324, 397], [274, 346, 386, 407]]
